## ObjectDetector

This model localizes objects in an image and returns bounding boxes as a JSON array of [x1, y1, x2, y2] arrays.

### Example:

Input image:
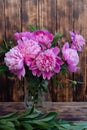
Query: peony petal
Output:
[[56, 57, 64, 65], [14, 32, 32, 41], [54, 64, 60, 73], [69, 31, 75, 37], [42, 72, 53, 80], [68, 65, 77, 72], [62, 42, 69, 54], [52, 47, 60, 55]]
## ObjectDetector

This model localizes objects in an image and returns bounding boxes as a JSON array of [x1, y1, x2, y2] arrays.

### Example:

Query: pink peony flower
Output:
[[17, 37, 41, 67], [70, 31, 85, 52], [32, 30, 53, 50], [30, 47, 63, 80], [62, 42, 79, 72], [4, 46, 25, 79], [14, 32, 32, 40]]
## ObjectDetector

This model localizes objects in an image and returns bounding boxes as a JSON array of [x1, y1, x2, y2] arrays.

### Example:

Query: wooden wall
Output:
[[0, 0, 87, 102]]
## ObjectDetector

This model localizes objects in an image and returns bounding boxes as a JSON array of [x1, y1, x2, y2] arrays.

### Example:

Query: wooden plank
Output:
[[21, 0, 38, 31], [38, 0, 56, 33], [5, 0, 21, 40], [0, 0, 5, 42], [6, 76, 24, 101], [0, 0, 87, 102], [56, 0, 74, 101], [0, 0, 7, 101], [73, 0, 87, 101], [57, 0, 74, 35], [4, 0, 24, 101], [0, 102, 87, 122]]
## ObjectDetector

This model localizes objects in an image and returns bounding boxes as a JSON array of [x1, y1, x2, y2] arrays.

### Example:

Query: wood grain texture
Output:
[[21, 0, 38, 31], [38, 0, 56, 33], [5, 0, 21, 40], [0, 0, 87, 102], [73, 0, 87, 101], [4, 0, 24, 101], [0, 0, 5, 41], [0, 0, 7, 101], [0, 102, 87, 122], [56, 0, 74, 101]]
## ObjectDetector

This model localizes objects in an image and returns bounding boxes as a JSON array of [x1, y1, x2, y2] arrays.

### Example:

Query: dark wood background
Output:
[[0, 0, 87, 102]]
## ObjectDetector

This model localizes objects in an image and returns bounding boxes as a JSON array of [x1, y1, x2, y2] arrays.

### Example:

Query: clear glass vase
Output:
[[24, 85, 43, 109], [24, 78, 52, 111], [41, 87, 52, 112]]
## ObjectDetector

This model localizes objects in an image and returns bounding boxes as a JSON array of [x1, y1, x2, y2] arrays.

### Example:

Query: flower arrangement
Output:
[[0, 25, 85, 108], [4, 30, 85, 80]]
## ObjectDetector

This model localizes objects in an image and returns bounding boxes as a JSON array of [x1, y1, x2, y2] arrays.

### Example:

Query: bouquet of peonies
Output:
[[4, 29, 85, 80], [0, 25, 85, 108]]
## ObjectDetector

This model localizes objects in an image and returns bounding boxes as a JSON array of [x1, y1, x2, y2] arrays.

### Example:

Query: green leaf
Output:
[[52, 76, 64, 88], [8, 41, 14, 47], [75, 121, 87, 126], [51, 32, 64, 47], [41, 80, 49, 87], [0, 107, 87, 130], [22, 123, 33, 130], [0, 40, 14, 58], [77, 81, 83, 85], [0, 124, 15, 130], [74, 122, 87, 129], [0, 64, 9, 75], [0, 112, 18, 119], [55, 124, 66, 130], [24, 112, 41, 119], [2, 40, 9, 50], [0, 40, 9, 53], [28, 25, 39, 32], [17, 106, 34, 120], [25, 120, 52, 129], [0, 120, 15, 128], [11, 119, 20, 127], [62, 125, 83, 130], [60, 63, 68, 74], [40, 80, 49, 92], [37, 112, 57, 122], [7, 122, 15, 128]]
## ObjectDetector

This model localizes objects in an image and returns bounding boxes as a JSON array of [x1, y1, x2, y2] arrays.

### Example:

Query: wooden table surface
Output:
[[0, 102, 87, 122]]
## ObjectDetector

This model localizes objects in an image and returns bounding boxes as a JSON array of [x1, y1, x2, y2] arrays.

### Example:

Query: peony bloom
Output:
[[32, 30, 53, 50], [4, 46, 25, 79], [62, 42, 79, 72], [17, 37, 41, 67], [14, 32, 32, 40], [70, 31, 85, 52], [30, 47, 63, 80]]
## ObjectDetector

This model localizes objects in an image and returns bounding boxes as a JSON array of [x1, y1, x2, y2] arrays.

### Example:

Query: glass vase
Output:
[[24, 85, 43, 109], [24, 78, 52, 111]]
